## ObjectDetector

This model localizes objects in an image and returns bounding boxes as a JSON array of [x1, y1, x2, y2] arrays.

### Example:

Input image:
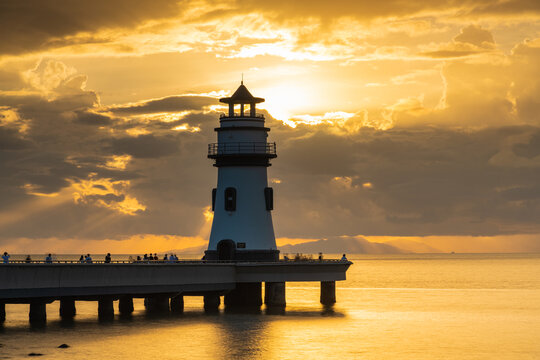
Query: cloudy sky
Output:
[[1, 0, 539, 254]]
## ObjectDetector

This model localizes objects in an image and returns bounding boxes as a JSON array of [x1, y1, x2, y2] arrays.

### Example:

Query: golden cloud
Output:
[[70, 175, 146, 215]]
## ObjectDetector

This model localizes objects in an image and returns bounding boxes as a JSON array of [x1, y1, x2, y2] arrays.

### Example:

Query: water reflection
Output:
[[216, 314, 268, 359]]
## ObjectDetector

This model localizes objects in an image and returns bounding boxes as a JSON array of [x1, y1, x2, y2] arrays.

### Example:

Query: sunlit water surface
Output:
[[1, 253, 540, 359]]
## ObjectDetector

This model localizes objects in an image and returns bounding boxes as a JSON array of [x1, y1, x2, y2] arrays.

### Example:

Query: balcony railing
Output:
[[208, 142, 277, 157], [220, 112, 265, 119]]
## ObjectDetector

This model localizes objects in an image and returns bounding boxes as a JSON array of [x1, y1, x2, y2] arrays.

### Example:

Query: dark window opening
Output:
[[212, 188, 216, 211], [217, 239, 235, 260], [264, 187, 273, 210], [225, 187, 237, 211]]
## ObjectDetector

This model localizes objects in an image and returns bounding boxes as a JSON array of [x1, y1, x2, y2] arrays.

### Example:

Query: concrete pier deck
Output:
[[0, 260, 351, 302]]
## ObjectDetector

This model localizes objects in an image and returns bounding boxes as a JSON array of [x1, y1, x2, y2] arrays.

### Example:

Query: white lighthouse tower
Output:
[[205, 82, 279, 261]]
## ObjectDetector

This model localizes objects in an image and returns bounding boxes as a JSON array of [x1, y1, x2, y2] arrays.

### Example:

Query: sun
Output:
[[258, 83, 312, 121]]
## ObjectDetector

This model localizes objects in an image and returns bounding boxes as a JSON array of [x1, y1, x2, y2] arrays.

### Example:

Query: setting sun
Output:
[[258, 83, 314, 121]]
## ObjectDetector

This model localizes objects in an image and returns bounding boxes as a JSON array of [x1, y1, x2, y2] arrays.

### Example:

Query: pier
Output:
[[0, 259, 351, 324]]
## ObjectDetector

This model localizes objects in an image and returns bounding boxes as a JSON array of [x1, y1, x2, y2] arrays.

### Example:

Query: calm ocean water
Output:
[[1, 253, 539, 359]]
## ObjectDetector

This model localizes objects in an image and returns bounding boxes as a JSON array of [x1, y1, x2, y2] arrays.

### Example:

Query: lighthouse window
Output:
[[264, 187, 273, 210], [212, 188, 216, 211], [224, 187, 236, 211]]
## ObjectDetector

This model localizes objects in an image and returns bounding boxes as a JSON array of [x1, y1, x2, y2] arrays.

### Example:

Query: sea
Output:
[[1, 253, 539, 359]]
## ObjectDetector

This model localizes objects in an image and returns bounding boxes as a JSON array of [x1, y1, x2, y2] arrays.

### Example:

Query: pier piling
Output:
[[203, 293, 220, 312], [29, 302, 47, 324], [170, 295, 184, 314], [59, 298, 76, 318], [225, 282, 262, 308], [264, 282, 286, 307], [144, 295, 169, 313], [320, 281, 336, 305], [98, 297, 114, 320], [118, 296, 134, 315]]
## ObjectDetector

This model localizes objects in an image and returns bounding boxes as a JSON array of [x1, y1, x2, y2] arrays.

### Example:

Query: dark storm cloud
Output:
[[74, 110, 113, 126], [513, 130, 540, 159], [108, 134, 180, 158], [270, 125, 540, 237], [0, 0, 181, 55], [108, 95, 215, 115], [0, 67, 217, 242], [0, 127, 31, 150]]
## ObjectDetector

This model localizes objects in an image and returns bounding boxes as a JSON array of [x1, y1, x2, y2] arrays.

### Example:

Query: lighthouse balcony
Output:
[[208, 142, 277, 157], [208, 142, 277, 166]]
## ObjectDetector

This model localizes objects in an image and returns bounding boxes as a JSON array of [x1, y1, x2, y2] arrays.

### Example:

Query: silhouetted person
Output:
[[163, 254, 168, 261], [79, 255, 84, 263], [105, 253, 111, 263], [137, 255, 141, 261], [85, 254, 93, 263], [341, 254, 348, 261], [45, 253, 53, 263], [153, 253, 158, 261], [25, 255, 32, 263], [318, 252, 323, 261], [2, 252, 9, 264], [283, 255, 289, 261], [143, 254, 148, 261]]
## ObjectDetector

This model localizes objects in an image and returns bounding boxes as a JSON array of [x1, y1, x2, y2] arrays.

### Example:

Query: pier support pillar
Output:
[[29, 302, 47, 324], [265, 282, 286, 307], [59, 299, 76, 318], [203, 293, 220, 313], [144, 295, 169, 313], [98, 297, 114, 320], [1, 302, 5, 323], [118, 296, 134, 315], [170, 295, 184, 314], [320, 281, 336, 305], [225, 282, 262, 309]]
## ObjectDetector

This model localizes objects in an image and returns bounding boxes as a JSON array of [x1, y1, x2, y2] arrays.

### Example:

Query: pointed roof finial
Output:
[[241, 73, 244, 85], [219, 81, 264, 104]]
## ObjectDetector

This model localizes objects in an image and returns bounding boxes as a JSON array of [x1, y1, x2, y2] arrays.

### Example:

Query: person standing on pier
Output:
[[2, 252, 9, 264], [45, 254, 53, 263], [85, 254, 93, 263], [105, 253, 111, 263]]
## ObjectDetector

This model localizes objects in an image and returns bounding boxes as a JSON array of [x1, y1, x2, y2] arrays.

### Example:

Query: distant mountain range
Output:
[[168, 236, 406, 256], [279, 236, 403, 254]]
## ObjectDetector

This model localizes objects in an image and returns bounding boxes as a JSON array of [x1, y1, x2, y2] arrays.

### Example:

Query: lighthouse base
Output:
[[205, 249, 279, 262]]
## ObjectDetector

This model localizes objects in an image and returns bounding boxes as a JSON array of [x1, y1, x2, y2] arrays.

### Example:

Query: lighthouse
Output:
[[205, 82, 279, 262]]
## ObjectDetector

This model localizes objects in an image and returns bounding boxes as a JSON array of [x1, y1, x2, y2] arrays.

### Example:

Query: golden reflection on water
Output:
[[1, 254, 540, 359]]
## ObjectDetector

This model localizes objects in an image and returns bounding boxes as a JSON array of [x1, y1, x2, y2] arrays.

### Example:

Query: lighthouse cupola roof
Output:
[[220, 82, 264, 104]]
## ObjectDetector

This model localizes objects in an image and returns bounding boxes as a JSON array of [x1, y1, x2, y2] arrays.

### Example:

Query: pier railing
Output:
[[2, 259, 347, 265]]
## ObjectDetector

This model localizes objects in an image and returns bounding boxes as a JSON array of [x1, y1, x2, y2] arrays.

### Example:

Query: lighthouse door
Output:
[[217, 239, 236, 260]]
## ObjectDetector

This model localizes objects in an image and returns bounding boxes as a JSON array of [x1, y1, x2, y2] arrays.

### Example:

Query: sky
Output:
[[0, 0, 540, 254]]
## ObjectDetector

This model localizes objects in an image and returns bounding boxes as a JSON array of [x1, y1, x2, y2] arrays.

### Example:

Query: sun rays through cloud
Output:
[[1, 0, 540, 253]]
